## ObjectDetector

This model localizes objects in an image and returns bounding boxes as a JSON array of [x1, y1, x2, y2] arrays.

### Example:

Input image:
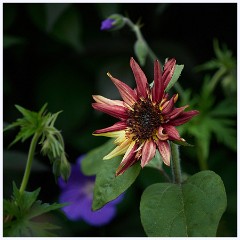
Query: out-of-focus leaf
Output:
[[81, 139, 115, 176], [210, 98, 236, 117], [26, 4, 46, 31], [45, 3, 71, 32], [95, 3, 121, 19], [3, 4, 17, 30], [3, 35, 25, 49], [134, 39, 148, 66], [3, 150, 48, 172], [51, 6, 82, 52], [140, 170, 227, 237]]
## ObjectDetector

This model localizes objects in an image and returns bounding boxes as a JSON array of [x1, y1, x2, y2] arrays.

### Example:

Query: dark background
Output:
[[3, 3, 237, 237]]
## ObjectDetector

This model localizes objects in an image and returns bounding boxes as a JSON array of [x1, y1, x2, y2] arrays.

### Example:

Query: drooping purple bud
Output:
[[100, 19, 115, 31]]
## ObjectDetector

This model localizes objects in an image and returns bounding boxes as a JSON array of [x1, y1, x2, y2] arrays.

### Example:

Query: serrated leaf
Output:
[[93, 157, 141, 210], [140, 170, 227, 237], [4, 184, 65, 237], [210, 98, 236, 117], [81, 139, 115, 176], [134, 39, 148, 66], [165, 64, 184, 92], [27, 200, 66, 219]]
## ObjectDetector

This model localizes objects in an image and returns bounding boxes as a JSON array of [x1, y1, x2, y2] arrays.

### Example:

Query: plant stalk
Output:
[[170, 142, 182, 184], [19, 132, 41, 194]]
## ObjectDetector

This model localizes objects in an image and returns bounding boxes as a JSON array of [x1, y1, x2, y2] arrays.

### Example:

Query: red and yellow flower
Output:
[[92, 58, 199, 176]]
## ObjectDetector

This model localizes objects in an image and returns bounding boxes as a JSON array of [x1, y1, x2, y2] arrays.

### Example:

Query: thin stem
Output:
[[19, 132, 41, 194], [124, 17, 159, 63], [170, 142, 182, 184], [124, 17, 185, 98]]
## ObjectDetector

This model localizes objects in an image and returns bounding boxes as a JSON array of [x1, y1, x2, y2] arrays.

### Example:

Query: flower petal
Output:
[[156, 126, 168, 140], [80, 197, 116, 226], [152, 60, 164, 103], [168, 105, 189, 120], [93, 122, 126, 135], [92, 103, 128, 120], [116, 141, 138, 176], [103, 137, 131, 160], [162, 58, 176, 88], [130, 57, 148, 98], [156, 140, 171, 166], [141, 140, 156, 168], [93, 95, 124, 107], [161, 96, 175, 115], [107, 73, 138, 106], [163, 125, 182, 141], [170, 110, 199, 126]]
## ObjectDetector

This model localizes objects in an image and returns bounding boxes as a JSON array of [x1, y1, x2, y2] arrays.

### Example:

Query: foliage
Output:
[[4, 183, 65, 237]]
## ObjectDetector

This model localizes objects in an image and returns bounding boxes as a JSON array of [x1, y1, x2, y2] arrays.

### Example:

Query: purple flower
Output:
[[58, 155, 124, 226], [100, 18, 115, 30]]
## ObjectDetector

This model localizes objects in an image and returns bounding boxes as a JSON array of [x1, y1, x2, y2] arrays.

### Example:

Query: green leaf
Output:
[[165, 64, 184, 92], [45, 3, 71, 32], [134, 39, 148, 66], [27, 200, 66, 219], [3, 35, 25, 49], [4, 183, 65, 237], [81, 139, 115, 176], [140, 170, 227, 237], [51, 6, 82, 52], [92, 157, 141, 210]]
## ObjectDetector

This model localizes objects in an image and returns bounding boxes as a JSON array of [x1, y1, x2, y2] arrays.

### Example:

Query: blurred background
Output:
[[3, 3, 237, 237]]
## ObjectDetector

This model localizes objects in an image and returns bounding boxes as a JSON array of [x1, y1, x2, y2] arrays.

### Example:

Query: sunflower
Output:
[[92, 58, 199, 176]]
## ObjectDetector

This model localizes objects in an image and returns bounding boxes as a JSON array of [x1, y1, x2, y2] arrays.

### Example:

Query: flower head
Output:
[[92, 58, 199, 176], [58, 156, 124, 226]]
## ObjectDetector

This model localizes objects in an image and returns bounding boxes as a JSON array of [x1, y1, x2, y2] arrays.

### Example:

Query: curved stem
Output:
[[19, 132, 41, 194], [170, 142, 182, 184], [124, 17, 159, 63]]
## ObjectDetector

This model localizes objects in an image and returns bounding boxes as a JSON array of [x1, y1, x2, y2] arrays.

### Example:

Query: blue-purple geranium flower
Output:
[[58, 155, 124, 226]]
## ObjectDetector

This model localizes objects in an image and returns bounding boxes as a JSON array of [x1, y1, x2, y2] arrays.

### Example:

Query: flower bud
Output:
[[100, 14, 125, 31]]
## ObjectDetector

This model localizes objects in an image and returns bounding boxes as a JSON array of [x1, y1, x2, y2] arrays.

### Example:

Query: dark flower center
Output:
[[127, 99, 162, 141]]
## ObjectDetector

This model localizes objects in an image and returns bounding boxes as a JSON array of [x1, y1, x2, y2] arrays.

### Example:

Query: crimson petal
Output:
[[93, 121, 127, 134], [162, 58, 176, 88], [130, 57, 148, 98], [116, 143, 138, 176], [141, 140, 156, 167], [156, 140, 171, 166], [161, 96, 175, 115], [168, 105, 189, 120], [170, 110, 199, 126], [152, 60, 164, 103], [163, 125, 182, 141], [107, 73, 138, 106], [92, 103, 128, 120]]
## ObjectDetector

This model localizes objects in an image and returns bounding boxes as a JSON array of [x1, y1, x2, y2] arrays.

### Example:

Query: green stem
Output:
[[124, 17, 159, 63], [170, 142, 182, 184], [124, 17, 185, 98], [19, 132, 41, 194], [208, 68, 226, 92]]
